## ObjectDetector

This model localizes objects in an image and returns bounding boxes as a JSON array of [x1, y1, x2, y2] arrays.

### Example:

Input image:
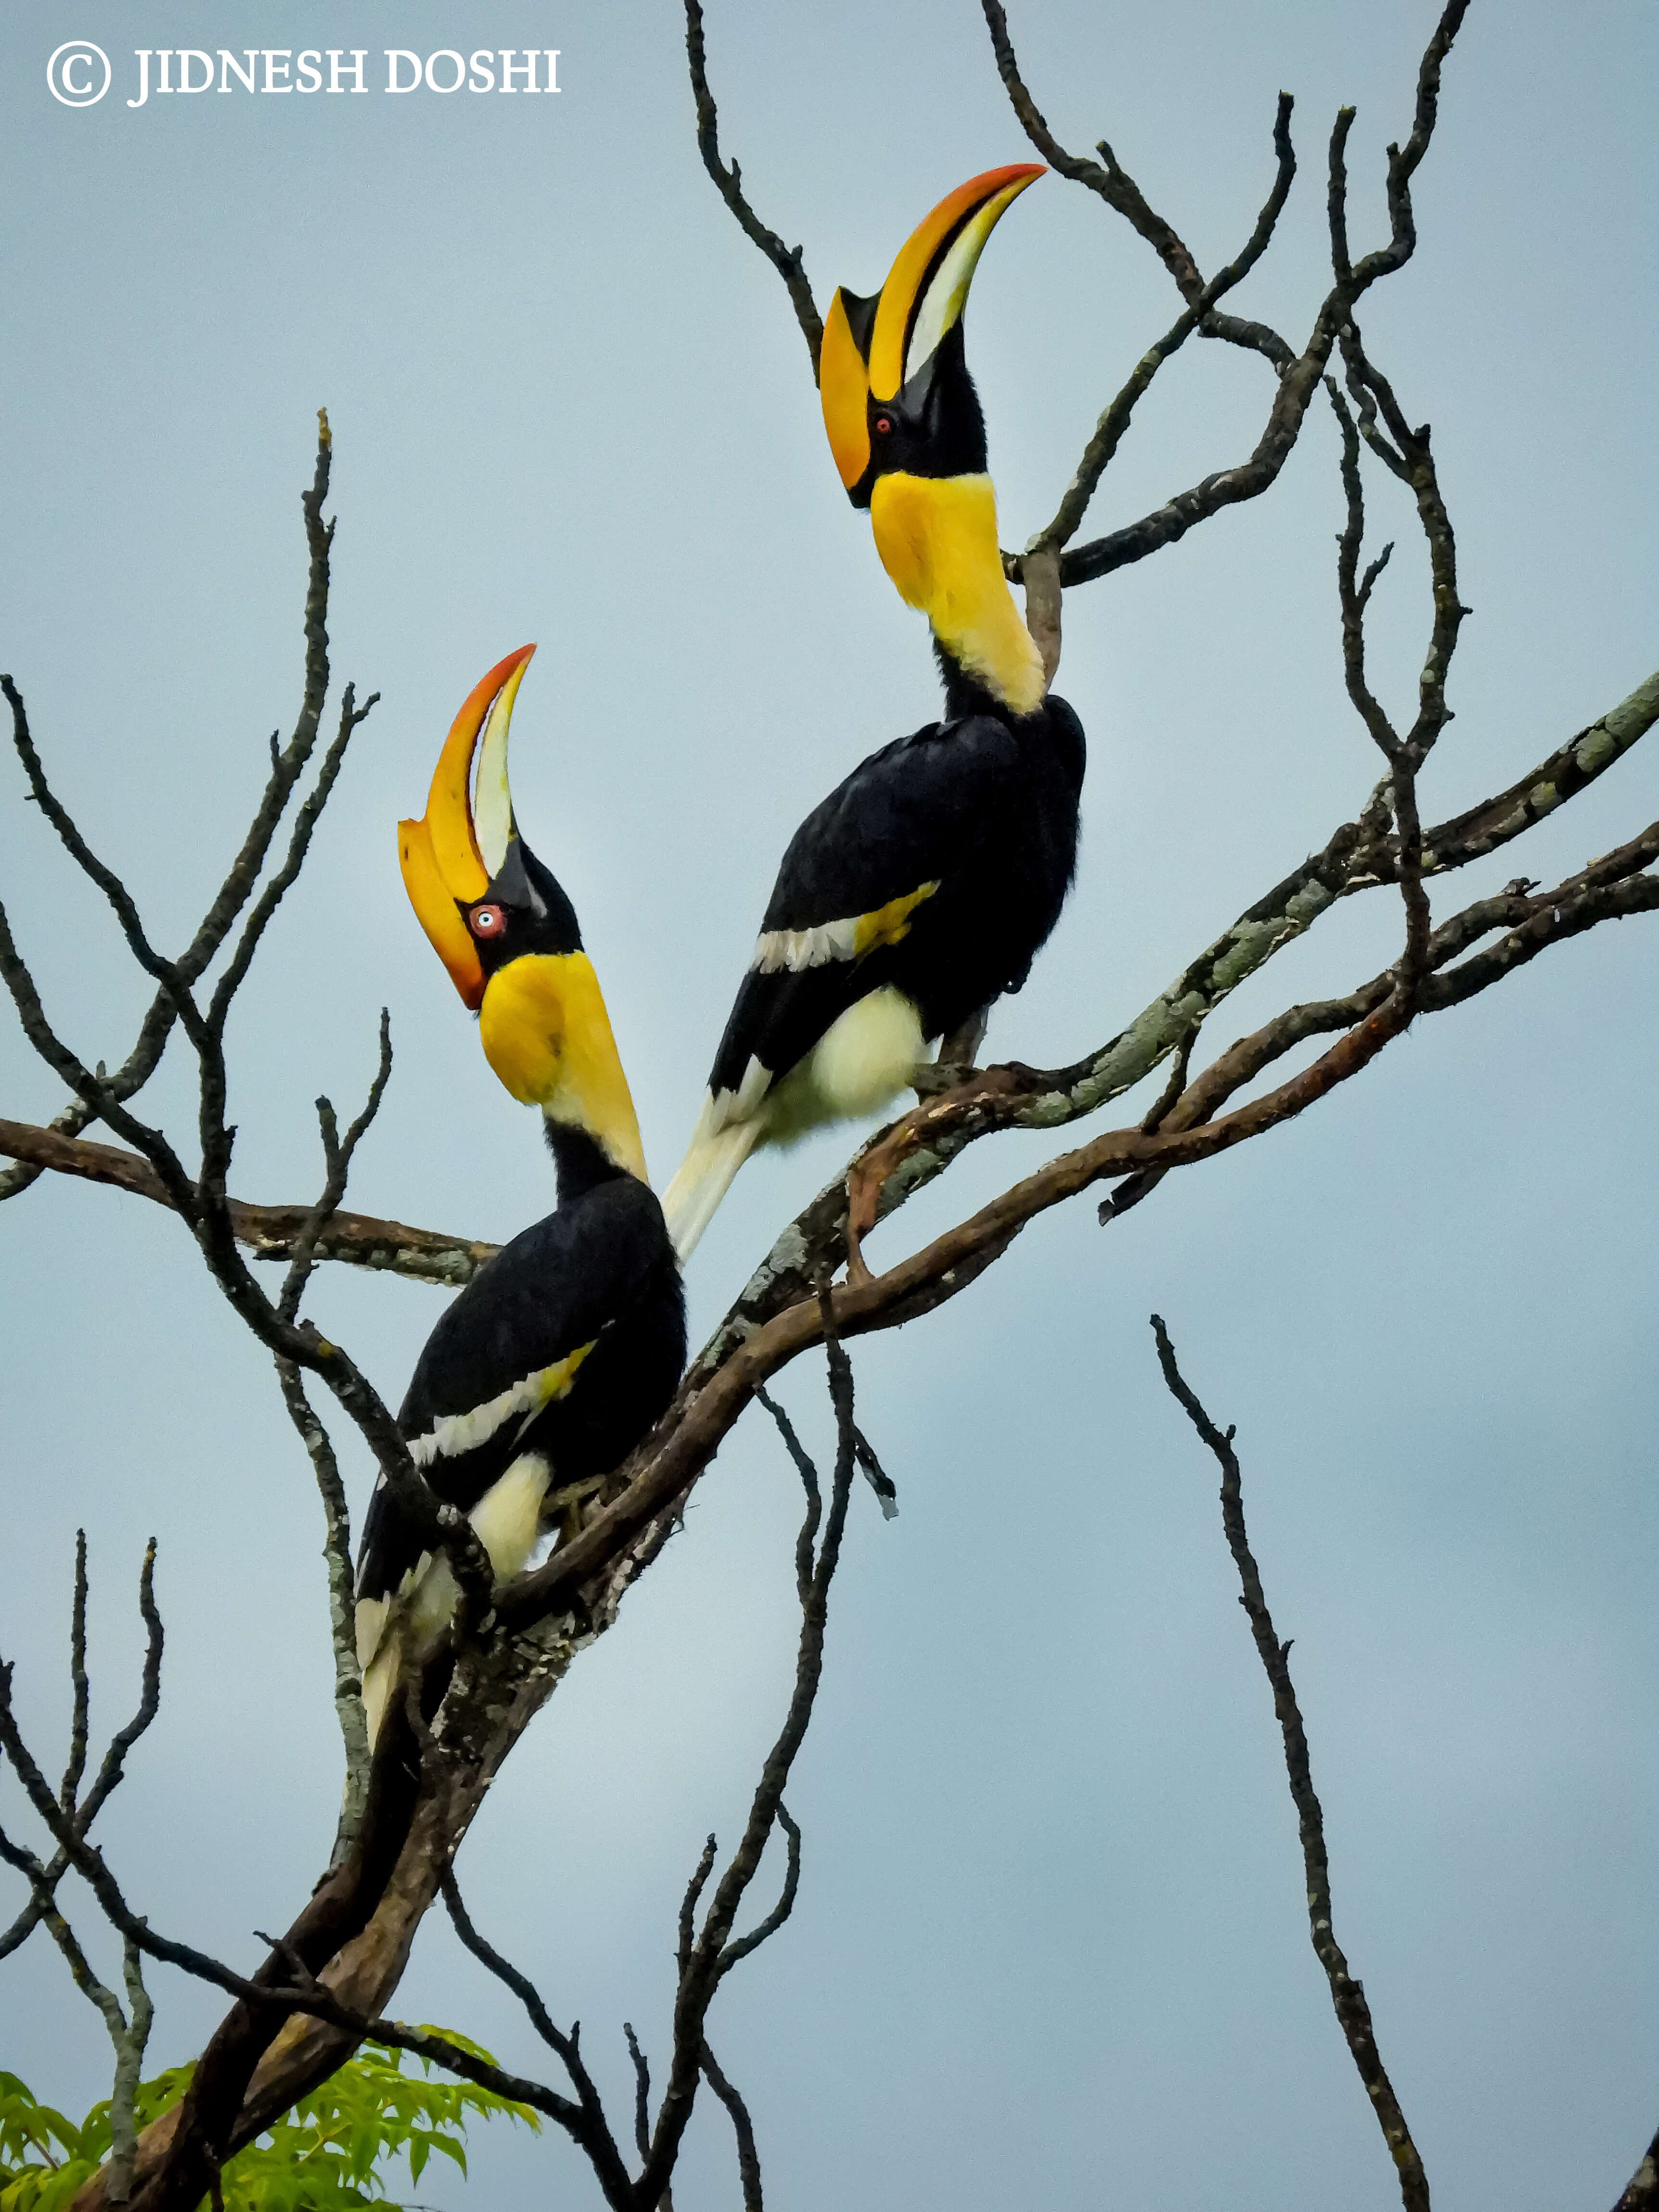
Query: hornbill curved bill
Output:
[[355, 645, 685, 1745], [663, 163, 1085, 1260]]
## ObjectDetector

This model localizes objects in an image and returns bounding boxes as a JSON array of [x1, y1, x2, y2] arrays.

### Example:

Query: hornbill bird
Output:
[[663, 163, 1085, 1259], [354, 645, 685, 1746]]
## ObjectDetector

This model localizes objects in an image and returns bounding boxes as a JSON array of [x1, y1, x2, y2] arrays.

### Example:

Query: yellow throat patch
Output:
[[478, 951, 649, 1182], [869, 473, 1046, 716]]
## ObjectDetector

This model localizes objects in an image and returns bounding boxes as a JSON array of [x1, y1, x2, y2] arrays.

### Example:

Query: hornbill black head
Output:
[[398, 646, 648, 1181], [820, 162, 1043, 511]]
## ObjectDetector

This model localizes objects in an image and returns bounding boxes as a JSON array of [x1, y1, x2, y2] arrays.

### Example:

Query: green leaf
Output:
[[1, 2031, 535, 2210]]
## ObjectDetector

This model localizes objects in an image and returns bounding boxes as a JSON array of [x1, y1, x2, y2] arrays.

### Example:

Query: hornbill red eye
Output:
[[874, 415, 893, 436], [469, 904, 506, 938]]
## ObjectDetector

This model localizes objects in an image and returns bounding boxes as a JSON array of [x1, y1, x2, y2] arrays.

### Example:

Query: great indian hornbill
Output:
[[354, 646, 685, 1745], [663, 163, 1085, 1259]]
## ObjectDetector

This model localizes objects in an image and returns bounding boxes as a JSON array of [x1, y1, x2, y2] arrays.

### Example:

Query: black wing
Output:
[[708, 714, 1021, 1098], [355, 1178, 677, 1606]]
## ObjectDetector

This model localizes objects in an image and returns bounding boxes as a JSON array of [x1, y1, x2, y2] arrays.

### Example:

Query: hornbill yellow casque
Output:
[[662, 163, 1085, 1259], [354, 645, 685, 1745]]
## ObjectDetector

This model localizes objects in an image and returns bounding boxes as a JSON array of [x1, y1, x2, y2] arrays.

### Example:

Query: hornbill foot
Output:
[[548, 1476, 604, 1548]]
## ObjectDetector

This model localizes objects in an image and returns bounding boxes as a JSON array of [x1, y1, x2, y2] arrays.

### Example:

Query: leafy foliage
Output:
[[0, 2036, 538, 2212]]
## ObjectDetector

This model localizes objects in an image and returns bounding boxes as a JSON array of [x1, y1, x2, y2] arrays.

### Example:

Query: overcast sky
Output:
[[1, 2, 1656, 2206]]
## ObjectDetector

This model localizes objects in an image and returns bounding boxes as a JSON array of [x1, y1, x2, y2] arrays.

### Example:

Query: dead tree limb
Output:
[[1150, 1317, 1431, 2211], [0, 1118, 495, 1284], [683, 0, 822, 374], [1613, 2124, 1659, 2212], [0, 1539, 163, 2202]]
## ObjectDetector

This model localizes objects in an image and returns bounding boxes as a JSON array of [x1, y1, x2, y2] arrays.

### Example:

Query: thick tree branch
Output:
[[0, 1119, 494, 1285]]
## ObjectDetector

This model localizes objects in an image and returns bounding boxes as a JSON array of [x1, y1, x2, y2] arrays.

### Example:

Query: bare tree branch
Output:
[[1613, 2124, 1659, 2212], [1150, 1316, 1430, 2211], [9, 645, 1655, 1302], [1032, 94, 1296, 565], [700, 2040, 763, 2212], [277, 1008, 396, 1325], [980, 0, 1209, 301], [441, 1870, 635, 2204], [633, 1333, 857, 2205], [206, 682, 379, 1042], [275, 1365, 369, 1863], [0, 1119, 495, 1285], [0, 691, 496, 1640], [1, 414, 342, 1204], [683, 0, 822, 376], [979, 0, 1471, 589], [0, 1542, 164, 2201]]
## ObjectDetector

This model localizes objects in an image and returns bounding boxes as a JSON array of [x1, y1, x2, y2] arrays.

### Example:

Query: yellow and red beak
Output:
[[397, 643, 536, 1009], [821, 162, 1043, 496]]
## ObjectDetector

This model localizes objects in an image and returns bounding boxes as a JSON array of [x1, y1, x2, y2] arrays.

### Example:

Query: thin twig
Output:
[[1032, 94, 1296, 560], [277, 1008, 395, 1324], [623, 2024, 653, 2163], [700, 2040, 763, 2212], [683, 0, 822, 375], [0, 422, 339, 1206], [983, 0, 1470, 590], [275, 1364, 368, 1861], [1149, 1315, 1430, 2210], [60, 1533, 91, 1813], [440, 1869, 635, 2207], [637, 1329, 859, 2206]]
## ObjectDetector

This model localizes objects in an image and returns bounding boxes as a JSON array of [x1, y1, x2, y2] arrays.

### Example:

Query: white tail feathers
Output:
[[354, 1451, 551, 1747], [662, 1104, 763, 1261], [359, 1610, 403, 1751]]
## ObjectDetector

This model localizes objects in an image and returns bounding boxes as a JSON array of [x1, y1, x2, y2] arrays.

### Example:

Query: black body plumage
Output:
[[354, 1126, 685, 1618], [708, 691, 1084, 1100]]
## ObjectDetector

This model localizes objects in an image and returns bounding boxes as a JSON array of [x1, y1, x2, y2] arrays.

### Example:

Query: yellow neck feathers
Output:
[[869, 473, 1046, 716], [478, 952, 649, 1184]]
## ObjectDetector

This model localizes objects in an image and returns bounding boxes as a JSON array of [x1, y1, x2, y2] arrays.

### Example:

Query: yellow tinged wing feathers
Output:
[[852, 880, 940, 957], [534, 1339, 593, 1408]]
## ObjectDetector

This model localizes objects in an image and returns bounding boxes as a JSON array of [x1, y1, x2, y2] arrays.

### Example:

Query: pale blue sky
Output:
[[1, 2, 1655, 2206]]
